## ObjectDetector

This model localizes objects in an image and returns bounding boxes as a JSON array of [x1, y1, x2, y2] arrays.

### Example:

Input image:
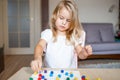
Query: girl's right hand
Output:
[[30, 59, 42, 72]]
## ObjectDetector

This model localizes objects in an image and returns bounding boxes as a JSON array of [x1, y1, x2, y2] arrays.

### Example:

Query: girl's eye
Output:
[[59, 16, 64, 20], [67, 19, 71, 22]]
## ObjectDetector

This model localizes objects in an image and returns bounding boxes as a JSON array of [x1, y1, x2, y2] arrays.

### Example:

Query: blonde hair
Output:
[[50, 0, 83, 44]]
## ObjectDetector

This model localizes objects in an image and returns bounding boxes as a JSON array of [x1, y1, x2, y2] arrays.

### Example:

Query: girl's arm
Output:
[[75, 45, 92, 59], [34, 39, 46, 60], [31, 39, 46, 72], [74, 30, 92, 59]]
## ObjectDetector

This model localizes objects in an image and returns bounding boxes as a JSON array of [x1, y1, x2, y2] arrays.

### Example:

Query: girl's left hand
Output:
[[75, 45, 92, 59]]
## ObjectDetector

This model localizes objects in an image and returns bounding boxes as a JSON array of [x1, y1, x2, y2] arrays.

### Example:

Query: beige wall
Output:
[[0, 0, 3, 46], [49, 0, 119, 32]]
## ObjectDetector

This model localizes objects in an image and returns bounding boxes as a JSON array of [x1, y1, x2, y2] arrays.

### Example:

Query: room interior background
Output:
[[0, 0, 119, 55]]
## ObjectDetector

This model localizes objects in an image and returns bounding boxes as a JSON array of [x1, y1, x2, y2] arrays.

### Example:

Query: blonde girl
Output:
[[31, 0, 92, 72]]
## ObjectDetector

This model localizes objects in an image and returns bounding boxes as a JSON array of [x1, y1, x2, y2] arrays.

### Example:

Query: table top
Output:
[[8, 67, 120, 80]]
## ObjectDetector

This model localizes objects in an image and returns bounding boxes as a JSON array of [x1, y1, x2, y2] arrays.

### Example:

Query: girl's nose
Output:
[[62, 20, 67, 25]]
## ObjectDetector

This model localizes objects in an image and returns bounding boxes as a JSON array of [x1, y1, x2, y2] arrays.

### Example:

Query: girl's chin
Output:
[[58, 28, 66, 31]]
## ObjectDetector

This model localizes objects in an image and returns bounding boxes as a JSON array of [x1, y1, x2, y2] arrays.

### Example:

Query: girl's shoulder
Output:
[[41, 29, 52, 35], [41, 29, 53, 38], [81, 30, 86, 35]]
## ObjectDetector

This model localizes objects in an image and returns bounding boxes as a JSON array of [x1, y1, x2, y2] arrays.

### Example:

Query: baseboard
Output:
[[87, 54, 120, 59]]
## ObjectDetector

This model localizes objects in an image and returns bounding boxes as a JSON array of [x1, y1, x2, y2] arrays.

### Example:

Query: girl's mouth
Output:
[[60, 26, 65, 29]]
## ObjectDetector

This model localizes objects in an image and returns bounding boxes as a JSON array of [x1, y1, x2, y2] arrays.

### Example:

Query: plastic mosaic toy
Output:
[[29, 69, 81, 80]]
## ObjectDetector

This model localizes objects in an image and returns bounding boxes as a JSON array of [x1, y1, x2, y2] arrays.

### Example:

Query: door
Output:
[[3, 0, 39, 54]]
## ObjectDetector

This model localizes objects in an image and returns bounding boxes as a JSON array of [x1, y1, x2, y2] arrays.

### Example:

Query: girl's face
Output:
[[55, 7, 71, 35]]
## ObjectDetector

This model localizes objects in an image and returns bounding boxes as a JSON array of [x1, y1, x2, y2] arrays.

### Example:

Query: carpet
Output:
[[78, 60, 120, 68], [78, 62, 120, 68]]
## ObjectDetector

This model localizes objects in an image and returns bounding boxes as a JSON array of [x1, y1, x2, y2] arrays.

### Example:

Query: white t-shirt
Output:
[[41, 29, 85, 68]]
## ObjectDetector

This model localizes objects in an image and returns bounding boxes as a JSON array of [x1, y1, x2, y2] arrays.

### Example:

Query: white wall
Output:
[[49, 0, 119, 32]]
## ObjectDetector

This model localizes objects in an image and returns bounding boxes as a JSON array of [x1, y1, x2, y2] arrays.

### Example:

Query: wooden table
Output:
[[8, 67, 120, 80]]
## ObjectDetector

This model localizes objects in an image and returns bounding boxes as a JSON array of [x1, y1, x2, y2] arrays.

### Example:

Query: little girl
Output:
[[31, 0, 92, 72]]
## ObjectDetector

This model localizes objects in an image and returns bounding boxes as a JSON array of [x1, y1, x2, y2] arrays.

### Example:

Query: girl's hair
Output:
[[50, 0, 83, 45]]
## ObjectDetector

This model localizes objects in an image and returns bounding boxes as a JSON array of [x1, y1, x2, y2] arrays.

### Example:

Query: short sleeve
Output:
[[41, 29, 52, 43], [74, 31, 86, 47]]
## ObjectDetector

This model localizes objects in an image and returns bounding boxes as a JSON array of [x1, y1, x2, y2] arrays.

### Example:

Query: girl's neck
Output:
[[57, 30, 66, 36]]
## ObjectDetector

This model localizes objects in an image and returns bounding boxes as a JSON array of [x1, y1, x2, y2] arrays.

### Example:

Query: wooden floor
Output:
[[0, 55, 33, 80]]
